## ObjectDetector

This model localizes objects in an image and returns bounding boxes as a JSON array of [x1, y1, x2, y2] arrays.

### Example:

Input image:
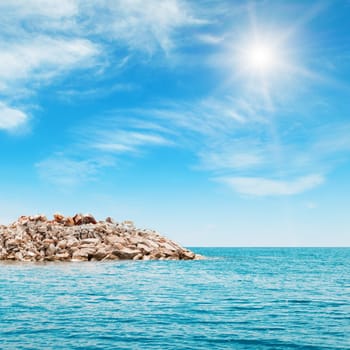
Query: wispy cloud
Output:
[[36, 117, 174, 186], [36, 93, 337, 195], [0, 37, 99, 92], [18, 0, 347, 196], [0, 0, 78, 19], [56, 83, 137, 103], [199, 150, 264, 171], [217, 174, 324, 196], [81, 0, 203, 55], [35, 153, 106, 187], [196, 34, 224, 45], [91, 130, 172, 154], [0, 0, 203, 129]]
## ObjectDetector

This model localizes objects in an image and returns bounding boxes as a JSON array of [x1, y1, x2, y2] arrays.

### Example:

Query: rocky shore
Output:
[[0, 214, 202, 262]]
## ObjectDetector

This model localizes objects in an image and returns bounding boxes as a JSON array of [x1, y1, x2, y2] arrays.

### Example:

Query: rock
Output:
[[72, 247, 95, 261], [181, 250, 195, 260], [112, 247, 141, 259], [133, 253, 143, 260], [66, 237, 79, 247], [123, 220, 134, 227], [105, 235, 125, 246], [64, 217, 75, 226], [0, 213, 202, 262], [46, 243, 56, 255], [53, 213, 64, 223], [57, 240, 67, 249], [137, 243, 153, 254], [80, 238, 99, 245], [105, 217, 114, 224], [73, 214, 83, 225], [94, 248, 109, 261], [33, 215, 47, 222], [55, 252, 70, 260], [161, 242, 177, 252], [82, 214, 97, 225]]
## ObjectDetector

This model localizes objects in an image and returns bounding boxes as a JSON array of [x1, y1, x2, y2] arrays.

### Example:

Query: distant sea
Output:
[[1, 248, 349, 349]]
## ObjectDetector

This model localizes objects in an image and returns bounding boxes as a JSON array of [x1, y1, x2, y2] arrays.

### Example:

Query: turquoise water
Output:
[[0, 248, 349, 349]]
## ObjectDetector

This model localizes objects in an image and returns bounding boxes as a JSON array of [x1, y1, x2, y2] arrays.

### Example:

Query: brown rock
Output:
[[105, 217, 114, 224], [82, 214, 97, 225], [54, 213, 64, 223], [64, 217, 75, 226], [73, 214, 83, 225]]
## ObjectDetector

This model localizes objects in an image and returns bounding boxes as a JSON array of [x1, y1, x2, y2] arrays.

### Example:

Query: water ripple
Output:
[[0, 248, 349, 349]]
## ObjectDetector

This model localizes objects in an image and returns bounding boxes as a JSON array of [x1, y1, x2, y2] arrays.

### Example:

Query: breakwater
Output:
[[0, 214, 201, 262]]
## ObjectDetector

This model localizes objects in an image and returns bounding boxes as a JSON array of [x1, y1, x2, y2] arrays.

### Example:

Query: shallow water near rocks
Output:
[[1, 248, 349, 349]]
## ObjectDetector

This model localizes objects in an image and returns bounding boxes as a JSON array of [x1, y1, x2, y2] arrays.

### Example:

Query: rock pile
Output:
[[0, 214, 202, 262]]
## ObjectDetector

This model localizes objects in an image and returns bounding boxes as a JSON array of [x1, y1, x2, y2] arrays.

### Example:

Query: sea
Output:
[[0, 248, 349, 349]]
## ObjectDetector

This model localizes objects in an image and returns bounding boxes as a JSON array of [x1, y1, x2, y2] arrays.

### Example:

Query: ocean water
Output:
[[0, 248, 349, 349]]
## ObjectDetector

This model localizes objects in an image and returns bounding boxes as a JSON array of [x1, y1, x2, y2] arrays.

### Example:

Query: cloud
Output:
[[0, 0, 202, 129], [82, 121, 173, 155], [22, 1, 346, 196], [36, 154, 103, 187], [0, 0, 78, 19], [0, 37, 99, 92], [56, 83, 137, 103], [0, 103, 28, 130], [199, 151, 263, 171], [37, 92, 350, 195], [218, 174, 324, 196], [82, 0, 203, 54], [196, 34, 224, 45]]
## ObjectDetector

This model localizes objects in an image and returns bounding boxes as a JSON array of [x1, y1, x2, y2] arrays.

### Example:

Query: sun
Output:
[[241, 42, 279, 75]]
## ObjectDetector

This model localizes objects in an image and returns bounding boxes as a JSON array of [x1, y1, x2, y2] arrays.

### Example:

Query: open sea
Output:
[[0, 248, 349, 349]]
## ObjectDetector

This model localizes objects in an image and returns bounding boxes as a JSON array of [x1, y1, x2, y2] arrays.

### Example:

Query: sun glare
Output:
[[242, 42, 278, 74]]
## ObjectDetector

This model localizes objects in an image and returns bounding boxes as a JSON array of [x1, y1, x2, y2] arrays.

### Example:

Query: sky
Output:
[[0, 0, 350, 246]]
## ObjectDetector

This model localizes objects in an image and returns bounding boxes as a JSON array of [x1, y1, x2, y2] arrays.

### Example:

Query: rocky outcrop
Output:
[[0, 214, 203, 262]]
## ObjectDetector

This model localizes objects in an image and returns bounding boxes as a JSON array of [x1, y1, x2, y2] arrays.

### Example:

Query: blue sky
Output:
[[1, 0, 350, 246]]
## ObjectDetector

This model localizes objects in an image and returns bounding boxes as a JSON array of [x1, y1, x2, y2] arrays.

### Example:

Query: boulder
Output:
[[112, 247, 141, 259], [53, 213, 64, 223], [0, 213, 202, 262], [82, 214, 97, 225]]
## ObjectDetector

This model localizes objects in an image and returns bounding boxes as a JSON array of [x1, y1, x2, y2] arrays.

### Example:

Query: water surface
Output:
[[1, 248, 349, 349]]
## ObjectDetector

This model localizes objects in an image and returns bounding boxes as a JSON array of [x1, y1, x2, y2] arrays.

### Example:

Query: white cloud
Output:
[[218, 174, 324, 196], [0, 0, 78, 19], [36, 154, 101, 186], [200, 151, 263, 170], [0, 0, 203, 130], [0, 103, 28, 130], [57, 83, 136, 102], [82, 0, 203, 54], [0, 37, 98, 92], [196, 34, 224, 45], [90, 130, 172, 154]]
